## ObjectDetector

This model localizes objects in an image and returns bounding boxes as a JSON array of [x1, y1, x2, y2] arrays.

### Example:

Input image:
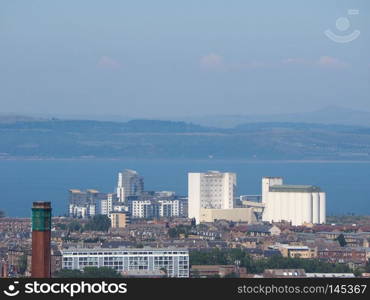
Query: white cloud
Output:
[[97, 56, 122, 70], [282, 58, 310, 65], [200, 55, 351, 71], [200, 53, 224, 69], [317, 56, 350, 68], [281, 56, 350, 69]]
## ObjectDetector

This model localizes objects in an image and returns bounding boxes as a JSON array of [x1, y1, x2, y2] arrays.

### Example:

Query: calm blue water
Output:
[[0, 159, 369, 217]]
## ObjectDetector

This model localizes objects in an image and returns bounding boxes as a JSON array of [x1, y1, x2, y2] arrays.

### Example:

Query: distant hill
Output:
[[0, 118, 370, 160], [0, 114, 41, 123], [179, 106, 370, 128]]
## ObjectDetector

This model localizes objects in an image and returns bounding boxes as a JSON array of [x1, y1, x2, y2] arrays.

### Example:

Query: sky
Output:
[[0, 0, 369, 119]]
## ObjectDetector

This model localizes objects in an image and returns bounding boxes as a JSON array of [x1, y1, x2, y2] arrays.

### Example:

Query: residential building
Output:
[[61, 248, 189, 278], [100, 193, 118, 215], [271, 244, 317, 258], [190, 265, 247, 278], [127, 191, 185, 219], [317, 247, 367, 266], [158, 199, 180, 217], [244, 225, 277, 237], [69, 189, 106, 218], [110, 212, 130, 228], [188, 171, 236, 224], [129, 200, 160, 219], [116, 169, 144, 202]]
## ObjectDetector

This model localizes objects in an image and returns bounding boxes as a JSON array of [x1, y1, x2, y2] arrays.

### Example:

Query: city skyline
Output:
[[1, 0, 370, 289]]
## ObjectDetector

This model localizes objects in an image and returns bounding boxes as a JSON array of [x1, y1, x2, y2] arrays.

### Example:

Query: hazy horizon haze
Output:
[[1, 0, 369, 119]]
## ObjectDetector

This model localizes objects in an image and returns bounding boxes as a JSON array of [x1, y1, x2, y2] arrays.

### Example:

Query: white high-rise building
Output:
[[100, 193, 117, 215], [158, 199, 180, 217], [116, 169, 144, 202], [262, 177, 326, 226], [188, 171, 236, 224], [130, 200, 155, 219]]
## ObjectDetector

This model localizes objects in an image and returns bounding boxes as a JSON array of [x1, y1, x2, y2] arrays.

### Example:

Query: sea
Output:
[[0, 159, 369, 217]]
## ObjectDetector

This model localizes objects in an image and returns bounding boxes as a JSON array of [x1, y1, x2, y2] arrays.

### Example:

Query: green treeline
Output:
[[190, 248, 351, 274], [56, 215, 111, 233], [55, 267, 122, 278]]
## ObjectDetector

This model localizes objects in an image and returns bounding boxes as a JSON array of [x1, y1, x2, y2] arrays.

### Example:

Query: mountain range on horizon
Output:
[[2, 106, 370, 128], [177, 106, 370, 128], [0, 113, 370, 160]]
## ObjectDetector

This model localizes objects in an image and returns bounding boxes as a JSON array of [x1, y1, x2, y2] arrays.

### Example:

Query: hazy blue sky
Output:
[[0, 0, 369, 118]]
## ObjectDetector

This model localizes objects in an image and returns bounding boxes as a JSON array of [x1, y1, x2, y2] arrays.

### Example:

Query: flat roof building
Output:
[[188, 171, 236, 224], [262, 177, 326, 226], [110, 212, 129, 228], [61, 247, 189, 278], [199, 207, 257, 224]]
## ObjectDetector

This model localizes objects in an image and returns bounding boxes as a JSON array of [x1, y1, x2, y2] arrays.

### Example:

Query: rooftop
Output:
[[69, 189, 82, 193], [269, 185, 321, 193], [61, 247, 189, 253]]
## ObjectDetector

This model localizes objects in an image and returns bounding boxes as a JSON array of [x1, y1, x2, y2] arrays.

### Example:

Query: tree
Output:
[[365, 261, 370, 273], [189, 249, 351, 274], [55, 267, 122, 278], [224, 272, 239, 278], [84, 215, 111, 232], [18, 254, 28, 275], [168, 225, 192, 239], [54, 269, 84, 278], [353, 268, 362, 277], [0, 210, 5, 218], [55, 223, 67, 230], [168, 228, 179, 238], [68, 220, 83, 232], [160, 267, 168, 278], [336, 234, 347, 247], [83, 267, 122, 278]]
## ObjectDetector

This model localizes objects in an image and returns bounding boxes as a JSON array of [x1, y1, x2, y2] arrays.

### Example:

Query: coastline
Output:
[[1, 157, 370, 164]]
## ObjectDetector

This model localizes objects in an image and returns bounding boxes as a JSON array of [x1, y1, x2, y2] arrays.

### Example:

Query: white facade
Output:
[[62, 248, 189, 278], [188, 171, 236, 224], [101, 194, 128, 217], [113, 204, 129, 212], [262, 177, 283, 204], [158, 199, 180, 217], [130, 200, 180, 218], [69, 204, 96, 218], [199, 207, 257, 223], [262, 177, 326, 226], [68, 189, 105, 218], [130, 200, 153, 218], [100, 197, 113, 215], [69, 205, 87, 218]]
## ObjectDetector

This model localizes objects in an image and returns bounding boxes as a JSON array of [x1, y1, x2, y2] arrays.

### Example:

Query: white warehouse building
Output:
[[262, 177, 326, 226], [188, 171, 236, 224]]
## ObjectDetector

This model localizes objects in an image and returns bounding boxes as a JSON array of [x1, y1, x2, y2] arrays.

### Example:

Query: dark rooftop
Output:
[[270, 185, 321, 193]]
